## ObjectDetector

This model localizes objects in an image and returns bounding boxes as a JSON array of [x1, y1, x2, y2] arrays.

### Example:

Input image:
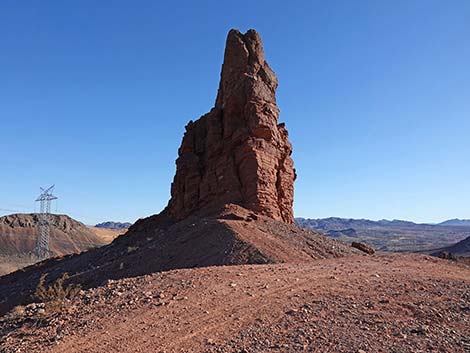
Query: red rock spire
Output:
[[166, 29, 296, 223]]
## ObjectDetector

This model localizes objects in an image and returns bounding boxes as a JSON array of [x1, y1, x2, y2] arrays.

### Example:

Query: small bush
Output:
[[127, 246, 139, 253], [34, 273, 81, 310], [6, 305, 26, 319]]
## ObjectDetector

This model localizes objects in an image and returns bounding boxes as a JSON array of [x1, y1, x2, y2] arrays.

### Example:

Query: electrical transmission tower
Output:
[[34, 185, 58, 260]]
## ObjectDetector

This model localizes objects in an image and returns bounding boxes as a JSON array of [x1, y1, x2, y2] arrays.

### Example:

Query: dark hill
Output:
[[432, 236, 470, 257]]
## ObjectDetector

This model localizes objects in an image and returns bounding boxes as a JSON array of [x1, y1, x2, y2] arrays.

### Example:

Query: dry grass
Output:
[[34, 273, 81, 311]]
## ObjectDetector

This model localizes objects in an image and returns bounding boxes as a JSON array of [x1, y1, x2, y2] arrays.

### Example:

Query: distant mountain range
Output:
[[438, 219, 470, 227], [95, 221, 132, 230], [295, 217, 470, 253], [295, 217, 420, 231]]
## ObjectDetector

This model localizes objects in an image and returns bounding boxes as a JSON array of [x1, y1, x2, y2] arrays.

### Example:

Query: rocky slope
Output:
[[0, 214, 111, 276], [0, 214, 107, 257], [0, 204, 359, 316]]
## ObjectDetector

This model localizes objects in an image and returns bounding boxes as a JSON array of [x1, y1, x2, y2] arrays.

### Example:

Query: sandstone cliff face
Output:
[[166, 29, 296, 224]]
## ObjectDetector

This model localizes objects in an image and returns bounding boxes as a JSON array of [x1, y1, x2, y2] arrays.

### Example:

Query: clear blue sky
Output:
[[1, 1, 469, 224]]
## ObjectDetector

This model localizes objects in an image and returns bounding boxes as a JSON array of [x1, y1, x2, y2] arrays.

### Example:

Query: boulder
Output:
[[351, 242, 375, 255]]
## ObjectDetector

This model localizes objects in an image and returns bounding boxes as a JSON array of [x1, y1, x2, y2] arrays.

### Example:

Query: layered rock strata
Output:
[[166, 29, 296, 224]]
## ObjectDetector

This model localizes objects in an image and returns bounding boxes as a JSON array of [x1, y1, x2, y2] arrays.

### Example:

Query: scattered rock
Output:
[[206, 338, 215, 345], [352, 242, 375, 255], [437, 251, 457, 261]]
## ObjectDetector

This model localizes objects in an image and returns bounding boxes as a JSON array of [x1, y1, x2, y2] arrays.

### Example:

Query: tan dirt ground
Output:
[[88, 227, 126, 243]]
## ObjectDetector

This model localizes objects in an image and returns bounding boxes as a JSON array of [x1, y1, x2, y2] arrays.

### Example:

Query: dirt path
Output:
[[1, 254, 469, 353]]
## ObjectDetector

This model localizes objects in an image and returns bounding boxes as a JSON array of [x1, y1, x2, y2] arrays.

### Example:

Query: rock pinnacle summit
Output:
[[166, 29, 296, 224]]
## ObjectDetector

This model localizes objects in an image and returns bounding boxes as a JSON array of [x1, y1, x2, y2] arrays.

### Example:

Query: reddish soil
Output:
[[1, 253, 468, 353]]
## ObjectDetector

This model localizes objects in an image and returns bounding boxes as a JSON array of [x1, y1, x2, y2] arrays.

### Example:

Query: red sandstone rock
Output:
[[166, 29, 296, 223]]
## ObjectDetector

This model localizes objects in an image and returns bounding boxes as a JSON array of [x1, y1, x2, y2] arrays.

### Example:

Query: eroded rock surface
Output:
[[166, 29, 296, 223]]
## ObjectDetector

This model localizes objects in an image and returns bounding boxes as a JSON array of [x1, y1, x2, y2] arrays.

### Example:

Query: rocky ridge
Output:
[[0, 214, 107, 257]]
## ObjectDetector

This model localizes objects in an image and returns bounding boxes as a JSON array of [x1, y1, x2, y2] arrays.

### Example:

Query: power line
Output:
[[0, 208, 24, 213]]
